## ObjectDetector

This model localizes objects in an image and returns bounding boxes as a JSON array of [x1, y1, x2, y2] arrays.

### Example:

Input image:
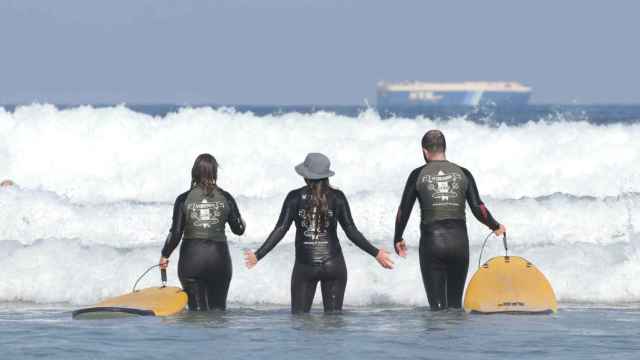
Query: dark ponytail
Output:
[[191, 153, 218, 195], [305, 178, 330, 231]]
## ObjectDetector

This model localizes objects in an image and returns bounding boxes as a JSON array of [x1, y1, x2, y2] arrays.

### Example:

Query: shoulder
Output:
[[455, 166, 475, 187], [289, 186, 306, 196], [217, 187, 236, 202], [285, 187, 305, 202], [173, 190, 190, 211], [328, 188, 348, 210], [176, 190, 190, 203], [411, 165, 426, 177], [407, 165, 426, 184], [332, 188, 347, 199], [326, 188, 347, 203], [445, 161, 469, 175], [454, 164, 472, 177]]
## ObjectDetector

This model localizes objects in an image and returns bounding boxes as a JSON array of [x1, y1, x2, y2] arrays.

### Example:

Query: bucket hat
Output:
[[294, 153, 335, 179]]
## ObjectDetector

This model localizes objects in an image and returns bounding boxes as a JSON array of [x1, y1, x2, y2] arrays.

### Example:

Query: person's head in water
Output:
[[1, 179, 15, 188], [421, 130, 446, 162], [191, 154, 218, 194], [294, 153, 335, 231]]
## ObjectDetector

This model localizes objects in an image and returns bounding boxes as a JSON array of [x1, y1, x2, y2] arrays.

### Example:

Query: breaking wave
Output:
[[1, 104, 640, 305]]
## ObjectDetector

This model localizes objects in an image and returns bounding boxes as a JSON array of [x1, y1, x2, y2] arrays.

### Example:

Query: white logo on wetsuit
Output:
[[298, 209, 334, 242], [188, 199, 224, 228], [423, 170, 462, 203]]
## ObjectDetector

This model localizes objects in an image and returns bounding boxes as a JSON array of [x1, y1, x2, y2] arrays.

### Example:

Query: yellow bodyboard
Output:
[[463, 256, 557, 314], [73, 286, 188, 319]]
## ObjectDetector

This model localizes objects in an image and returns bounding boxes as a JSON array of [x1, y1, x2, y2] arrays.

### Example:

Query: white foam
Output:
[[3, 236, 640, 306], [2, 186, 640, 305], [2, 104, 640, 305], [2, 104, 640, 202]]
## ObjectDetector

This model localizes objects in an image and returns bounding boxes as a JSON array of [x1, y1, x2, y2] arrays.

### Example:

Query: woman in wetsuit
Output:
[[159, 154, 245, 311], [244, 153, 394, 313], [394, 130, 506, 311]]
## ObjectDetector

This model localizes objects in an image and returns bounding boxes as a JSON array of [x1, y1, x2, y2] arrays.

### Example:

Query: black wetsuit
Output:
[[394, 160, 500, 310], [161, 186, 245, 311], [255, 186, 379, 313]]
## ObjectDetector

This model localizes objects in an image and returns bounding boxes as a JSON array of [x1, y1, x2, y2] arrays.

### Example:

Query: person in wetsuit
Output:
[[244, 153, 394, 313], [394, 130, 506, 311], [159, 154, 245, 311]]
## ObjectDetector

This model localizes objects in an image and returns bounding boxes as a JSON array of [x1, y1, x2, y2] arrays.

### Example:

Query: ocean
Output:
[[1, 104, 640, 358]]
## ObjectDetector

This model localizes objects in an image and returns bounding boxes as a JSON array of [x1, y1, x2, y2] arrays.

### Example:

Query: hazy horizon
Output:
[[1, 0, 639, 105]]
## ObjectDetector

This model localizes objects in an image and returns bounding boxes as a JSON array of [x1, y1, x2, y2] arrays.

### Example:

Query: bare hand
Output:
[[494, 224, 506, 237], [376, 249, 394, 269], [244, 250, 258, 269], [395, 241, 407, 257], [159, 256, 169, 269]]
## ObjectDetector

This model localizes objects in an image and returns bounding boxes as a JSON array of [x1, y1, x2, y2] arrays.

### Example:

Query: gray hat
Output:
[[294, 153, 335, 179]]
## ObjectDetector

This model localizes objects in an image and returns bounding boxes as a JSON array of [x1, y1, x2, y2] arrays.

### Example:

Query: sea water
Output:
[[1, 104, 640, 358], [2, 304, 640, 359]]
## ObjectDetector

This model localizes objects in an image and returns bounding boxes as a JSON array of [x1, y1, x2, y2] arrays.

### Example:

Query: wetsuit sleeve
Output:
[[161, 192, 188, 258], [336, 191, 379, 257], [393, 167, 421, 244], [254, 191, 297, 261], [462, 168, 500, 231], [222, 190, 246, 236]]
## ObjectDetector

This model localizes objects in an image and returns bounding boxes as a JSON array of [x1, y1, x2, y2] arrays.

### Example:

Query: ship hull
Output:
[[377, 90, 531, 107]]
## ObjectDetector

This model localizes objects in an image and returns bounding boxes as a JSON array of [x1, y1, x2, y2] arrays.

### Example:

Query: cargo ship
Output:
[[376, 81, 531, 107]]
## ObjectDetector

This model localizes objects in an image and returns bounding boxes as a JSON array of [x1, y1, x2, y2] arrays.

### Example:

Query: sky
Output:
[[0, 0, 638, 105]]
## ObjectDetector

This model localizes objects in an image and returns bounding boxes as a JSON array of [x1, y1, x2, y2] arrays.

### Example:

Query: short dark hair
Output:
[[422, 130, 446, 153]]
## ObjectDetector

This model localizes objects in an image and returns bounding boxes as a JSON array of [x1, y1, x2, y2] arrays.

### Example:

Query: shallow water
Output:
[[2, 303, 639, 360]]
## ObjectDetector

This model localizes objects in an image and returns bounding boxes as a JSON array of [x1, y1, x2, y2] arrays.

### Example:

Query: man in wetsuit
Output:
[[394, 130, 506, 310]]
